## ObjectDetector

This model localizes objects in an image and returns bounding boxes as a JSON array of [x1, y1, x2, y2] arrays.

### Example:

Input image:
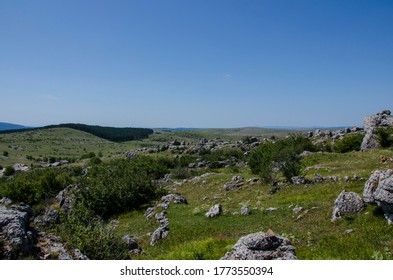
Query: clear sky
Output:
[[1, 0, 392, 128]]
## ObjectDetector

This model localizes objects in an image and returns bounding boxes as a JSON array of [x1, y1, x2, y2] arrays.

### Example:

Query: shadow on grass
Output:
[[372, 206, 386, 219]]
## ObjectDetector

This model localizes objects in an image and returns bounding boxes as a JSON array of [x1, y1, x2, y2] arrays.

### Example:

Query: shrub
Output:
[[89, 156, 102, 165], [78, 156, 167, 218], [3, 166, 15, 177], [249, 134, 312, 184], [377, 128, 393, 148], [81, 152, 96, 160], [333, 134, 364, 153], [0, 168, 74, 205], [3, 151, 9, 157], [172, 166, 191, 180], [57, 203, 129, 260]]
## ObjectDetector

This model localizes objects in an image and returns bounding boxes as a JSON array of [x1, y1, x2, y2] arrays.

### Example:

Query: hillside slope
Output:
[[0, 123, 153, 142]]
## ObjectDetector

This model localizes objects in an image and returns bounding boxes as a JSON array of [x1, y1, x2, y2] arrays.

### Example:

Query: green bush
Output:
[[89, 156, 102, 165], [249, 134, 312, 184], [333, 134, 364, 153], [78, 156, 168, 218], [0, 168, 75, 205], [200, 148, 244, 162], [57, 203, 129, 260], [377, 128, 393, 148], [81, 152, 96, 160], [172, 166, 191, 179], [3, 151, 9, 157], [3, 166, 15, 177]]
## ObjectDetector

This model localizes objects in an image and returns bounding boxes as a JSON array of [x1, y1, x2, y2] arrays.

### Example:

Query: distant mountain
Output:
[[155, 127, 203, 132], [0, 122, 29, 131]]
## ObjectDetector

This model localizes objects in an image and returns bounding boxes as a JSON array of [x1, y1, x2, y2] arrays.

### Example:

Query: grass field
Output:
[[115, 149, 393, 260]]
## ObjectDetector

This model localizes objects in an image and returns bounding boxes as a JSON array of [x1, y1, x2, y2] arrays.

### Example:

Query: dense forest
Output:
[[0, 123, 153, 142]]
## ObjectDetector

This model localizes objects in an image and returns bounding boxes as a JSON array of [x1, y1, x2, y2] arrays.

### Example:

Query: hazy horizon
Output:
[[1, 0, 392, 128]]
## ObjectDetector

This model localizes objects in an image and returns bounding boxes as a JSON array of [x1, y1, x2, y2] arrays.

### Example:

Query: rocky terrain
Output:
[[1, 110, 393, 260]]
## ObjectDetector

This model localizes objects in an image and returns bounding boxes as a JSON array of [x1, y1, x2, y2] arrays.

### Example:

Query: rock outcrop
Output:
[[361, 110, 393, 151], [0, 201, 35, 259], [145, 194, 188, 246], [331, 191, 365, 222], [363, 169, 393, 224], [221, 230, 297, 260]]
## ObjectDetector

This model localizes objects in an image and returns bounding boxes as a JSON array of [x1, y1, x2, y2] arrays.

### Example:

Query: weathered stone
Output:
[[0, 203, 35, 258], [292, 176, 306, 185], [150, 226, 170, 246], [42, 208, 60, 226], [123, 235, 143, 254], [205, 204, 222, 218], [241, 206, 250, 216], [292, 207, 303, 214], [331, 191, 365, 222], [221, 231, 297, 260], [144, 207, 155, 220], [361, 110, 393, 151], [161, 194, 188, 205], [0, 197, 12, 206], [364, 169, 393, 224], [363, 169, 393, 204]]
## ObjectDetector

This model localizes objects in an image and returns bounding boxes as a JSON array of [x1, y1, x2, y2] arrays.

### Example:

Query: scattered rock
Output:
[[292, 176, 307, 185], [224, 176, 244, 191], [161, 194, 188, 205], [150, 226, 170, 246], [205, 204, 222, 218], [241, 206, 250, 216], [144, 207, 155, 220], [221, 230, 297, 260], [123, 235, 143, 255], [331, 191, 365, 222], [292, 207, 303, 214], [266, 207, 278, 212]]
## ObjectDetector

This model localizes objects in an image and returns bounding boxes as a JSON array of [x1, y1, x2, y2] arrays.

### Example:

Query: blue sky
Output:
[[1, 0, 392, 128]]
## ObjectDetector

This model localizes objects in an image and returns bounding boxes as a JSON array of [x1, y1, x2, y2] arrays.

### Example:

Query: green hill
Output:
[[0, 123, 153, 143]]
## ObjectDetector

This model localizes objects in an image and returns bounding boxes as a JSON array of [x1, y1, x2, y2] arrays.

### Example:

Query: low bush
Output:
[[333, 134, 363, 153], [377, 128, 393, 148], [3, 166, 15, 177], [249, 134, 313, 184], [78, 156, 168, 218], [57, 203, 129, 260], [0, 168, 77, 205], [172, 166, 191, 180]]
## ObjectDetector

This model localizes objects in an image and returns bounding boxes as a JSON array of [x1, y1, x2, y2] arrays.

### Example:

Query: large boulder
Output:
[[0, 202, 35, 259], [361, 110, 393, 151], [221, 230, 296, 260], [331, 191, 365, 222], [363, 169, 393, 224]]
